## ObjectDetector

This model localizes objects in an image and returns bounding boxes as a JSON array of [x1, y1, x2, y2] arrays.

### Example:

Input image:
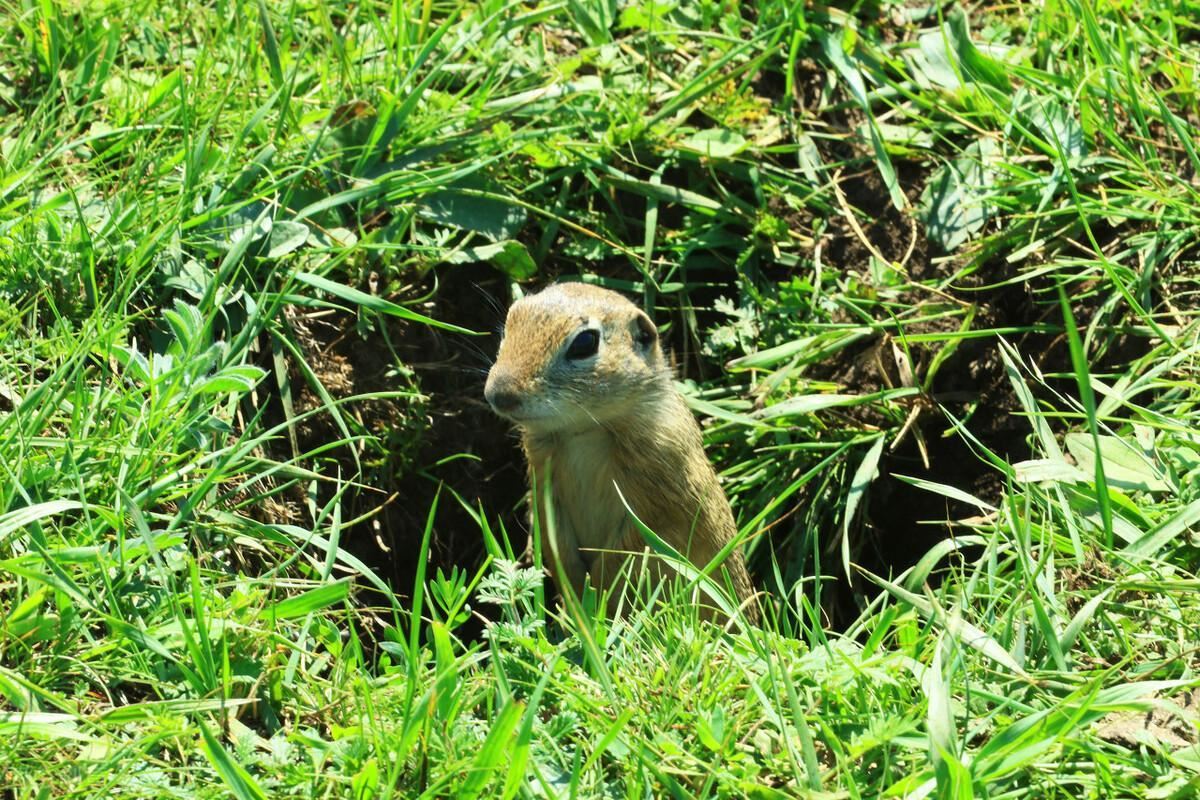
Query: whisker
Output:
[[470, 282, 509, 321]]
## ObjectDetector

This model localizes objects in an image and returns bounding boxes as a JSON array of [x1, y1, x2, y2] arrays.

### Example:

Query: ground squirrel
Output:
[[484, 282, 756, 621]]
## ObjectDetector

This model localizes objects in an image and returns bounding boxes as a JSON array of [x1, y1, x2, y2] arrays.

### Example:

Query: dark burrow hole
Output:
[[266, 273, 990, 638], [258, 209, 1155, 641], [289, 263, 528, 643]]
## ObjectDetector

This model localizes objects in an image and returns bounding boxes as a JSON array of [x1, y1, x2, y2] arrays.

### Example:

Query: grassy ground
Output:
[[2, 0, 1200, 796]]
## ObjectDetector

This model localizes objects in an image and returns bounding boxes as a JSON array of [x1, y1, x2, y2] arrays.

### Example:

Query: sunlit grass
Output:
[[1, 0, 1198, 796]]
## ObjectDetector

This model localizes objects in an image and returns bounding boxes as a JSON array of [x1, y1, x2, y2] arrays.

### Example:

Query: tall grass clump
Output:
[[1, 0, 1199, 796]]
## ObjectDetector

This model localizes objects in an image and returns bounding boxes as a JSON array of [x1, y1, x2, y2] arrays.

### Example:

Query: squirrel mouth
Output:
[[489, 406, 537, 424], [503, 412, 556, 428], [494, 408, 568, 432]]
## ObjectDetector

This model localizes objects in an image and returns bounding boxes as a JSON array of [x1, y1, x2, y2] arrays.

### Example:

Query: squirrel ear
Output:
[[634, 311, 657, 348]]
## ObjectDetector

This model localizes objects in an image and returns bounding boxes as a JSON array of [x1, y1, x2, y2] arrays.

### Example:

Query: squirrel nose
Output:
[[484, 375, 522, 414]]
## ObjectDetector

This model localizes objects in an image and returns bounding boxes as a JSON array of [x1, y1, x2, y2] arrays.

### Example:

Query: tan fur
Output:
[[484, 282, 756, 621]]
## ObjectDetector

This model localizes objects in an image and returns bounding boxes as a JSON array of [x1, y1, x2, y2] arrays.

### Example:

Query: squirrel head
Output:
[[485, 283, 669, 434]]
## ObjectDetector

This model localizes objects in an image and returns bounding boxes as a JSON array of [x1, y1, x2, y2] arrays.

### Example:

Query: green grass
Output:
[[2, 0, 1200, 796]]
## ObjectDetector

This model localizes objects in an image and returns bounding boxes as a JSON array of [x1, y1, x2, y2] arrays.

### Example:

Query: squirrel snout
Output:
[[484, 373, 522, 415]]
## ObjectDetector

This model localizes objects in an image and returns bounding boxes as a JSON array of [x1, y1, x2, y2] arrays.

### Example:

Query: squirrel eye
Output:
[[635, 315, 657, 349], [565, 329, 600, 360]]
